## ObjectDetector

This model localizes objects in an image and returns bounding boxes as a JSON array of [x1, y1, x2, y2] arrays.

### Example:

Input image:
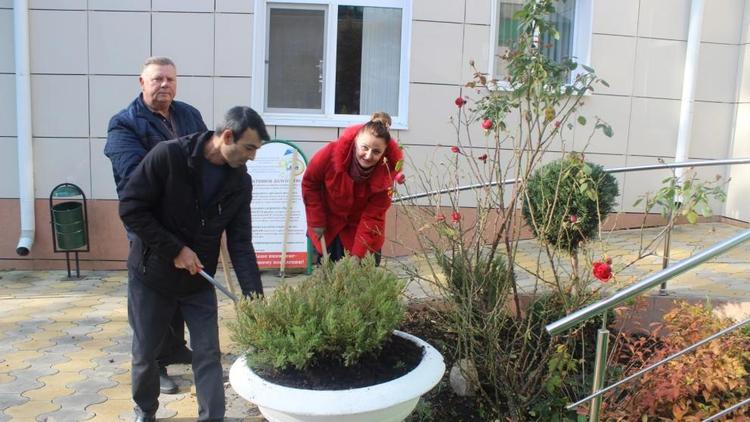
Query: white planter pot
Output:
[[229, 330, 446, 422]]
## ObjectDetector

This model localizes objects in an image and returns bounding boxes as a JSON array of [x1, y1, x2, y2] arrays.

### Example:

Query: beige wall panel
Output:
[[633, 38, 686, 99], [152, 0, 213, 13], [152, 13, 214, 76], [275, 126, 338, 143], [213, 77, 252, 120], [0, 74, 16, 137], [285, 140, 327, 165], [410, 21, 464, 84], [31, 75, 89, 137], [574, 94, 630, 155], [0, 137, 19, 198], [742, 0, 750, 44], [702, 0, 743, 43], [89, 12, 150, 75], [726, 104, 750, 220], [90, 138, 117, 200], [90, 75, 139, 138], [0, 9, 13, 73], [399, 83, 461, 146], [0, 1, 11, 7], [589, 34, 636, 97], [177, 76, 214, 127], [621, 155, 675, 213], [30, 10, 87, 74], [739, 45, 750, 103], [689, 101, 734, 159], [215, 13, 253, 77], [628, 97, 680, 157], [413, 0, 465, 23], [33, 138, 91, 199], [592, 0, 638, 36], [461, 24, 490, 84], [695, 44, 739, 103], [29, 0, 85, 9], [89, 0, 150, 11], [217, 0, 253, 13], [637, 0, 690, 40], [465, 0, 491, 25]]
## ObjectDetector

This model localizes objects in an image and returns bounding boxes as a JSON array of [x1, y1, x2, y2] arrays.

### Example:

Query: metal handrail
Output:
[[546, 229, 750, 336], [394, 157, 750, 203]]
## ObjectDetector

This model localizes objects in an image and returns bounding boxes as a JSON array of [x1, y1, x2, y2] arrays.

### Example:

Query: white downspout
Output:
[[14, 0, 34, 256], [675, 0, 704, 177]]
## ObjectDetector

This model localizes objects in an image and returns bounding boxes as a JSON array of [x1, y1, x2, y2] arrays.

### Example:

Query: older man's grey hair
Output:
[[142, 56, 176, 72]]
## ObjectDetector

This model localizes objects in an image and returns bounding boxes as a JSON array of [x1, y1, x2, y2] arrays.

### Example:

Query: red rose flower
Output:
[[435, 214, 446, 223], [394, 171, 406, 184], [592, 261, 612, 282], [455, 97, 466, 107], [451, 211, 461, 223], [569, 214, 577, 223], [450, 146, 460, 153], [481, 119, 493, 130], [478, 154, 488, 162]]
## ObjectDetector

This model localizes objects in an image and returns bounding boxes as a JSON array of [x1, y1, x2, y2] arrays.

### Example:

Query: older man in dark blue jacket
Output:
[[104, 56, 205, 394], [120, 106, 267, 422]]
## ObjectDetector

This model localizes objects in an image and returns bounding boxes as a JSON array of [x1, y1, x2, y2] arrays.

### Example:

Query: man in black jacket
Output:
[[105, 56, 205, 393], [120, 106, 268, 422]]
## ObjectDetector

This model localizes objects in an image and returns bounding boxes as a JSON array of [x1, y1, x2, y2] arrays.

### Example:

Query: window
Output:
[[490, 0, 592, 85], [253, 0, 412, 128]]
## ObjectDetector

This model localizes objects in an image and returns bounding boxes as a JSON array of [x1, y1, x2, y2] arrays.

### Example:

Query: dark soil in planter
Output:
[[255, 334, 423, 390]]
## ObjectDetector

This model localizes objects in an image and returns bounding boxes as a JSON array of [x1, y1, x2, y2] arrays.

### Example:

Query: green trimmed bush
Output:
[[522, 154, 619, 254], [229, 255, 406, 370]]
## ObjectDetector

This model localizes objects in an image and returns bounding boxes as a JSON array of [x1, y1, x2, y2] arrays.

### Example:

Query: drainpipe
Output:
[[675, 0, 704, 175], [14, 0, 34, 256]]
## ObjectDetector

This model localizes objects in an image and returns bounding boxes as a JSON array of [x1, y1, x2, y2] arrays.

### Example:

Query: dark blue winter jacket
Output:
[[104, 94, 207, 198]]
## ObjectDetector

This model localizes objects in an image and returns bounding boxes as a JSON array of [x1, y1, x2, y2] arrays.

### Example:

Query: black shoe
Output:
[[159, 366, 178, 394], [167, 345, 193, 365], [134, 416, 155, 422]]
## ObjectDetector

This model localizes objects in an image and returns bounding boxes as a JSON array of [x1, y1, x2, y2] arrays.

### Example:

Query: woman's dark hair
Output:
[[361, 112, 392, 142]]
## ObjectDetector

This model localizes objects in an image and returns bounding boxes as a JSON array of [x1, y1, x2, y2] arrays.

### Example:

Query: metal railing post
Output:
[[589, 328, 609, 421]]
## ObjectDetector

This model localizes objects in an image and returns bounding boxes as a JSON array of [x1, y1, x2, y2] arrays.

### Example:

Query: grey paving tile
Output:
[[38, 408, 94, 422], [68, 374, 117, 394], [0, 393, 28, 411]]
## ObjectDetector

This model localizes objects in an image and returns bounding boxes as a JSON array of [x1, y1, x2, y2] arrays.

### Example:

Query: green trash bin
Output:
[[52, 201, 86, 250]]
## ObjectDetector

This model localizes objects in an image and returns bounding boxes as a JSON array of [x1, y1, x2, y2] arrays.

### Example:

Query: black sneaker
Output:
[[159, 366, 178, 394]]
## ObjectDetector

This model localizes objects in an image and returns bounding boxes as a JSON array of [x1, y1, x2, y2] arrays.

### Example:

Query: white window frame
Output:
[[488, 0, 593, 90], [252, 0, 412, 129]]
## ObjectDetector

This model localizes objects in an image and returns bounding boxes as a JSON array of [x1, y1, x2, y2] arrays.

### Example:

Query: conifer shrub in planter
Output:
[[228, 255, 446, 422]]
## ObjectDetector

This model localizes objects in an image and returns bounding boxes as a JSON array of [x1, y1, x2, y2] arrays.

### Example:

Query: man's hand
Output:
[[174, 246, 203, 275], [312, 227, 325, 239]]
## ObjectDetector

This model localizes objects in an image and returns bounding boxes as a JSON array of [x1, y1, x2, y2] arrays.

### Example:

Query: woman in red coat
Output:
[[302, 113, 403, 263]]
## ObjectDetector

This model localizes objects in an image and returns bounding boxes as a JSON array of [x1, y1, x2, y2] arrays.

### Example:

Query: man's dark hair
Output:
[[217, 106, 270, 143]]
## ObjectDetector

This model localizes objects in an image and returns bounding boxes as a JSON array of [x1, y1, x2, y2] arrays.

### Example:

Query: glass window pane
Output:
[[267, 8, 325, 111], [335, 6, 401, 116]]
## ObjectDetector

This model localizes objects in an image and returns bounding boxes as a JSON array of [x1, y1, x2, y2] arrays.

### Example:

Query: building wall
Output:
[[0, 0, 748, 269]]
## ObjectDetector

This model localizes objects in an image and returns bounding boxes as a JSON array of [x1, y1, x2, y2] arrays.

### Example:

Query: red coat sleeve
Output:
[[350, 189, 391, 258]]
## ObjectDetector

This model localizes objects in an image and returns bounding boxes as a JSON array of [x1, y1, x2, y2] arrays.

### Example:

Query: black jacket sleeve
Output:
[[225, 176, 263, 296]]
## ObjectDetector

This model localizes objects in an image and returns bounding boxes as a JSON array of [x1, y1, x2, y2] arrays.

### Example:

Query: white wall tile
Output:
[[638, 0, 690, 40], [33, 138, 91, 199], [461, 24, 490, 83], [739, 45, 750, 103], [592, 0, 638, 36], [0, 9, 13, 73], [742, 0, 750, 44], [0, 0, 11, 7], [152, 0, 213, 13], [31, 75, 89, 137], [176, 76, 213, 127], [465, 0, 490, 25], [400, 83, 461, 146], [410, 21, 464, 85], [90, 75, 140, 138], [413, 0, 465, 23], [275, 126, 338, 143], [0, 137, 19, 198], [621, 155, 675, 213], [89, 0, 150, 11], [628, 97, 680, 157], [216, 0, 253, 13], [589, 34, 636, 96], [215, 13, 253, 77], [573, 94, 630, 155], [29, 0, 86, 9], [690, 102, 734, 160], [0, 74, 16, 136], [30, 10, 87, 74], [89, 12, 150, 75], [695, 44, 739, 103], [90, 138, 117, 199], [214, 77, 252, 124], [702, 0, 743, 44], [152, 13, 214, 76], [633, 38, 686, 99], [726, 103, 750, 220]]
